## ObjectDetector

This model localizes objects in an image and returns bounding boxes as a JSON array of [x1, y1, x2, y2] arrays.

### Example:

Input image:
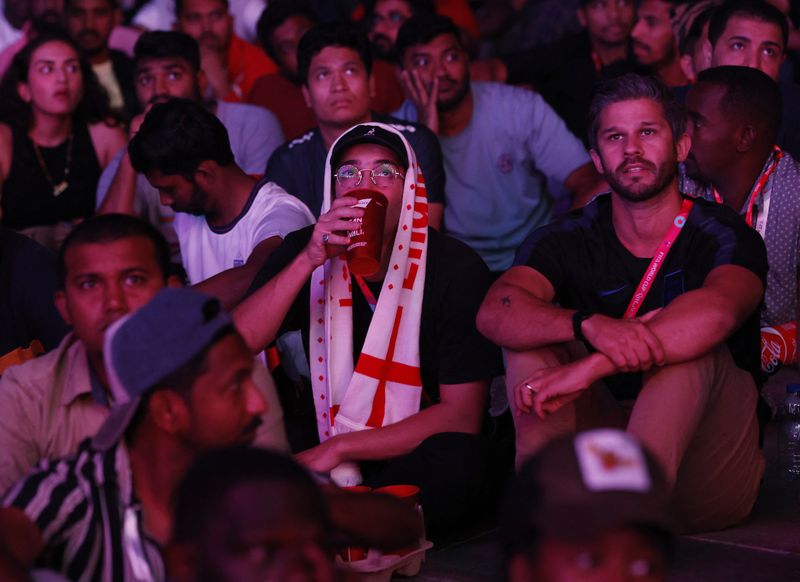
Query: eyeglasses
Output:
[[334, 163, 405, 188]]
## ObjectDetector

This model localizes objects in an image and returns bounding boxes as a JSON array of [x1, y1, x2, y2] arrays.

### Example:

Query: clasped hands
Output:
[[515, 310, 663, 418]]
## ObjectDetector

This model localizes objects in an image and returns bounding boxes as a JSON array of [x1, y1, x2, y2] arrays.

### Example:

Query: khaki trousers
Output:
[[505, 344, 765, 532]]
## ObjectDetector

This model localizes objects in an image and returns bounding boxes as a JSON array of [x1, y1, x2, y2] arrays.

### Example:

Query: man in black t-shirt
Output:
[[477, 74, 767, 533], [264, 22, 446, 229], [236, 123, 500, 539]]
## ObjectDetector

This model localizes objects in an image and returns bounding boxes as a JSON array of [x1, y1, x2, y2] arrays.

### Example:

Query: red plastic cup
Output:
[[373, 484, 420, 507], [346, 189, 388, 276]]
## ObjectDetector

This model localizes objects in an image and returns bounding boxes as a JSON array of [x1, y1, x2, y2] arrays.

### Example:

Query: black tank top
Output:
[[2, 119, 101, 228]]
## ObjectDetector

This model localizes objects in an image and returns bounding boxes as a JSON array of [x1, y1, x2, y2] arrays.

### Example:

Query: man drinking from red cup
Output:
[[233, 122, 502, 540]]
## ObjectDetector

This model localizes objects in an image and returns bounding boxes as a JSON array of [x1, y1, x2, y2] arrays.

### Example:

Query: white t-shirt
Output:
[[176, 179, 314, 284], [96, 101, 285, 261]]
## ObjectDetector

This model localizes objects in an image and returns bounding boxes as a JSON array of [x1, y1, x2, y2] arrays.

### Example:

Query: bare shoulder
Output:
[[88, 120, 127, 168]]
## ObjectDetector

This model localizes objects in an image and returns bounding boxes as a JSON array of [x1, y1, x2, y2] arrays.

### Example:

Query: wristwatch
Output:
[[572, 310, 595, 343]]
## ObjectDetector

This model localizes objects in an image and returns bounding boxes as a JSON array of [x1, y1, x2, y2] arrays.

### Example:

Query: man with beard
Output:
[[630, 0, 688, 87], [97, 31, 285, 262], [176, 0, 276, 102], [395, 14, 605, 275], [477, 73, 767, 532], [65, 0, 138, 121]]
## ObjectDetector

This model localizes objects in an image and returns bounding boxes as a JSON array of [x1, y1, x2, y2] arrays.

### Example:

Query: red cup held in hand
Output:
[[346, 189, 388, 276]]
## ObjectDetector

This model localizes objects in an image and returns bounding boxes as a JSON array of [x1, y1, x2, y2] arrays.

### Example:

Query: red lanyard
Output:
[[624, 198, 694, 319], [354, 276, 377, 312], [711, 146, 782, 229], [745, 147, 782, 228]]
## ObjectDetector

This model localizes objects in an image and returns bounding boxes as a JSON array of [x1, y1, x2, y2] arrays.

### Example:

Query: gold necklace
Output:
[[32, 131, 73, 197]]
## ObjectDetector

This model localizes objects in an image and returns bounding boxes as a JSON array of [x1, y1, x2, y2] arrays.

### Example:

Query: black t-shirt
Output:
[[515, 194, 768, 397], [248, 226, 503, 447], [0, 228, 69, 358], [264, 113, 446, 218]]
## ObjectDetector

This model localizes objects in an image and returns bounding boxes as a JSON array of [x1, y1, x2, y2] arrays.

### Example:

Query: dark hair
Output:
[[256, 0, 316, 61], [173, 446, 332, 543], [0, 33, 117, 131], [57, 214, 172, 286], [133, 30, 201, 72], [695, 65, 782, 143], [708, 0, 788, 50], [395, 13, 463, 66], [297, 22, 373, 85], [128, 98, 234, 179], [587, 73, 686, 151], [175, 0, 229, 16]]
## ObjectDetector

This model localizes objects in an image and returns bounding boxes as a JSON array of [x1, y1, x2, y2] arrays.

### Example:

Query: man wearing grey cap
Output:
[[0, 288, 267, 580]]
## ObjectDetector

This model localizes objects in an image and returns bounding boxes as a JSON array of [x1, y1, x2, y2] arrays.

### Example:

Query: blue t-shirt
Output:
[[394, 82, 590, 272]]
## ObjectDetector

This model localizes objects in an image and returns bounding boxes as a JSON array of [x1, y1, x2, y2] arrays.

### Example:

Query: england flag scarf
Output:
[[309, 123, 430, 441]]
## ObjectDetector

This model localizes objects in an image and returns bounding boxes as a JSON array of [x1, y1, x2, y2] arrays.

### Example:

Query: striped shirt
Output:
[[2, 440, 164, 582]]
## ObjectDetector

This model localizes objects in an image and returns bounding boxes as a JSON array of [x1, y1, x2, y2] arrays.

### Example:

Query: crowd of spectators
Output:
[[0, 0, 798, 580]]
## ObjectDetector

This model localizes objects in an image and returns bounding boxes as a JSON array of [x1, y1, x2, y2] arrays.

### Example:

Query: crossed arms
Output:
[[476, 264, 764, 417]]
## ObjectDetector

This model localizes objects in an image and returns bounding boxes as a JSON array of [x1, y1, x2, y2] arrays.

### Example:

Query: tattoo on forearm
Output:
[[501, 295, 511, 306]]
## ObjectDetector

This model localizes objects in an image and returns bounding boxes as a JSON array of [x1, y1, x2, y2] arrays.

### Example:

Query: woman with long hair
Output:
[[0, 33, 126, 250]]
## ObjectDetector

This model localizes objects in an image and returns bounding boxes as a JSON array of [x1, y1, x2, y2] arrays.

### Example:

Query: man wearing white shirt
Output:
[[129, 98, 314, 309]]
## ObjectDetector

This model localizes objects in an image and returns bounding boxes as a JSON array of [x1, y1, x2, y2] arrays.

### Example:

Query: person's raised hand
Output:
[[303, 196, 364, 267], [400, 69, 439, 134]]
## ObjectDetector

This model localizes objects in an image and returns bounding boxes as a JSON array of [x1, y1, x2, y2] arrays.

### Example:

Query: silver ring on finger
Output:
[[322, 233, 330, 244], [525, 382, 534, 393]]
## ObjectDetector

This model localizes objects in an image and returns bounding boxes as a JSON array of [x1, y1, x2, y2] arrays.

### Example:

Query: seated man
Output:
[[264, 22, 446, 230], [706, 0, 800, 159], [65, 0, 138, 121], [176, 0, 276, 102], [501, 429, 675, 581], [0, 215, 287, 494], [0, 288, 270, 579], [96, 30, 285, 261], [685, 65, 800, 374], [477, 74, 767, 532], [236, 123, 502, 539], [394, 14, 605, 274], [0, 227, 69, 374], [128, 98, 314, 308], [249, 0, 317, 140]]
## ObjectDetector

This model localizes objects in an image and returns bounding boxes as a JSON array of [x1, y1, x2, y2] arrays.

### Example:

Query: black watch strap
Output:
[[572, 310, 594, 343]]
